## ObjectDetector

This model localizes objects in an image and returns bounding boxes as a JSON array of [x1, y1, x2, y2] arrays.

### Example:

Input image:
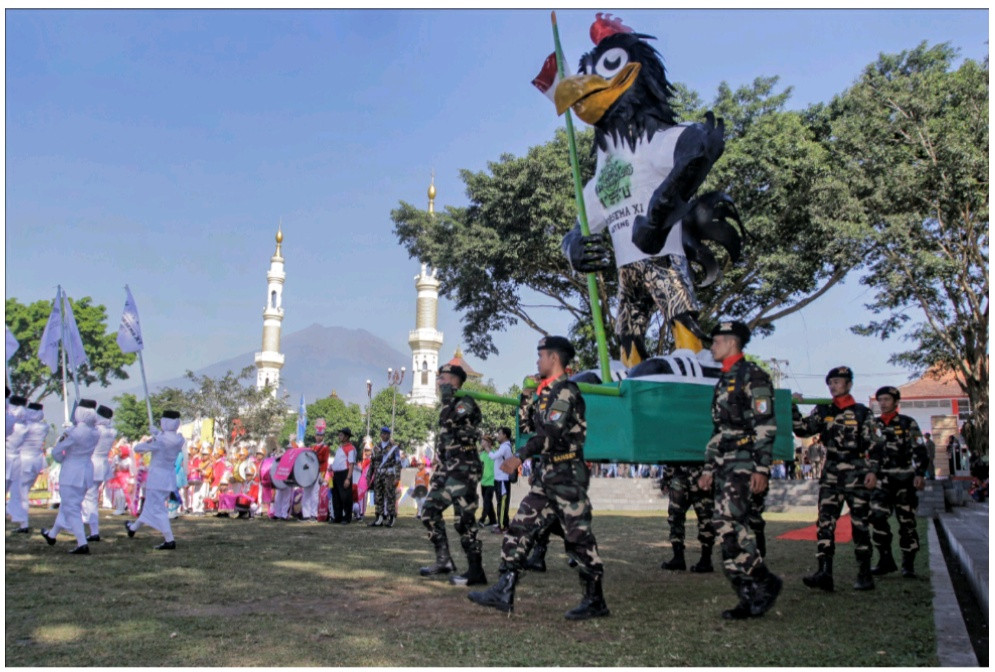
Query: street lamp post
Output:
[[365, 379, 373, 445], [387, 367, 406, 436]]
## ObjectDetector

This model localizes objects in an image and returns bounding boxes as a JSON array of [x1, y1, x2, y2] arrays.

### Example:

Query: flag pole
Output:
[[551, 12, 612, 383], [58, 286, 70, 424], [137, 350, 154, 434]]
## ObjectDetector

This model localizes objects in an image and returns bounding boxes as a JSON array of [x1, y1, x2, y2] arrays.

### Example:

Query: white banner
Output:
[[116, 285, 144, 353], [37, 288, 63, 374]]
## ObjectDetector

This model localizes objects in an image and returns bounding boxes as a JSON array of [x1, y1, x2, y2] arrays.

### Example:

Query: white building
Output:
[[254, 226, 286, 395]]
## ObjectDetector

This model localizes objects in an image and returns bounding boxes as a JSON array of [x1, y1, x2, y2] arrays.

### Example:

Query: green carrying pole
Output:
[[551, 11, 612, 384]]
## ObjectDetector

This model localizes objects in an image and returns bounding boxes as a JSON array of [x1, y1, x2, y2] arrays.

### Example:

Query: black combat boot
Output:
[[802, 557, 834, 592], [450, 552, 488, 586], [467, 569, 518, 613], [853, 557, 875, 591], [384, 515, 395, 528], [722, 579, 754, 620], [749, 565, 783, 617], [367, 514, 384, 527], [689, 544, 714, 573], [660, 542, 686, 570], [419, 539, 456, 576], [755, 530, 767, 559], [524, 543, 548, 572], [565, 571, 611, 620], [901, 551, 917, 578], [871, 547, 898, 575]]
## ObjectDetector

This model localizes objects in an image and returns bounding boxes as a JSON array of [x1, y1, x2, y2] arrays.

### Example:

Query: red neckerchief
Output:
[[833, 394, 856, 410], [879, 410, 898, 425], [721, 353, 744, 373], [535, 374, 560, 396]]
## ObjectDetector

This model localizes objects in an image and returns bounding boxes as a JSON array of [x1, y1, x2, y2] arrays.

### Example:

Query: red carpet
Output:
[[778, 514, 853, 543]]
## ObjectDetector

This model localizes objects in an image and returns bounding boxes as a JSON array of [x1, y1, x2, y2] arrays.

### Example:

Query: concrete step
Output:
[[936, 502, 989, 615]]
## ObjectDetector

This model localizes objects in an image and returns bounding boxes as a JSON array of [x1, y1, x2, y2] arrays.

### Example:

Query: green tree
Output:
[[365, 387, 436, 452], [112, 387, 186, 441], [463, 379, 517, 434], [182, 366, 289, 446], [5, 296, 136, 403], [832, 43, 989, 455], [278, 394, 364, 446]]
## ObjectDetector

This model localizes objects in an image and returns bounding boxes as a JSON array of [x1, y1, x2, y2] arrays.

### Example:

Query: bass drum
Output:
[[269, 457, 288, 490], [260, 457, 275, 488], [289, 450, 319, 488]]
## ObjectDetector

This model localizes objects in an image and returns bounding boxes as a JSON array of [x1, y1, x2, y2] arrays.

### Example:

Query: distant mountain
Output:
[[120, 323, 411, 407]]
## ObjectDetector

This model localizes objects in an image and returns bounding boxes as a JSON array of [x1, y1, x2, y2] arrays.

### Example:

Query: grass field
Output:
[[5, 509, 937, 667]]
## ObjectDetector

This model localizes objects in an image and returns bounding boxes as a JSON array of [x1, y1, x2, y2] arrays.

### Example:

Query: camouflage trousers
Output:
[[372, 469, 400, 518], [713, 467, 765, 582], [664, 465, 715, 546], [501, 459, 603, 575], [617, 255, 699, 340], [869, 473, 920, 553], [421, 456, 482, 556], [816, 467, 873, 562]]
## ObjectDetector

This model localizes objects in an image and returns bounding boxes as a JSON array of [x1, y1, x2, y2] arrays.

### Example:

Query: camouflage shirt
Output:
[[704, 357, 777, 476], [435, 394, 482, 461], [876, 413, 927, 478], [516, 374, 586, 461], [793, 400, 884, 474], [370, 441, 404, 478]]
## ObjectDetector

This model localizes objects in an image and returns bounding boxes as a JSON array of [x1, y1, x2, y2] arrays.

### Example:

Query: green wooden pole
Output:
[[551, 11, 612, 384]]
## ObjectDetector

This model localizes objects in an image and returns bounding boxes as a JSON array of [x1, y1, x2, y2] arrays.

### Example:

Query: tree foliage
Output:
[[181, 366, 289, 446], [112, 387, 186, 441], [277, 393, 364, 447], [5, 296, 136, 403], [833, 43, 989, 453]]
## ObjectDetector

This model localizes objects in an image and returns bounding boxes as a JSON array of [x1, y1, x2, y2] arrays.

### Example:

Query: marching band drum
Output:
[[269, 447, 319, 490]]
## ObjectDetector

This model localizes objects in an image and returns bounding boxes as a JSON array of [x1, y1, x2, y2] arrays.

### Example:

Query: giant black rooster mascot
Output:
[[556, 13, 743, 366]]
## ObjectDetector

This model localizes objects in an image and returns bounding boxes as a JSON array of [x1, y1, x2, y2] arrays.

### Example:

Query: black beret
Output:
[[338, 427, 353, 437], [875, 386, 901, 402], [162, 410, 181, 420], [438, 363, 467, 384], [537, 335, 576, 360], [28, 402, 43, 411], [825, 366, 853, 384], [97, 405, 114, 419], [78, 399, 97, 409], [9, 395, 27, 406], [709, 320, 751, 346]]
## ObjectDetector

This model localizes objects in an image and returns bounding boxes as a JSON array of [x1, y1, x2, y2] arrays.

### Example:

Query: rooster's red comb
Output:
[[590, 12, 633, 45]]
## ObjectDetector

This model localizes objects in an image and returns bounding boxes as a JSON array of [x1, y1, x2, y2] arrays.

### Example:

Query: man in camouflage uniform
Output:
[[367, 429, 404, 528], [468, 336, 609, 620], [660, 464, 716, 572], [419, 364, 486, 586], [697, 321, 782, 619], [869, 386, 928, 579], [793, 366, 886, 592]]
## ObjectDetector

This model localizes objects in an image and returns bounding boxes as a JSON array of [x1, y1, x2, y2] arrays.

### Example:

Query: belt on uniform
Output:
[[549, 451, 579, 464], [721, 435, 753, 448]]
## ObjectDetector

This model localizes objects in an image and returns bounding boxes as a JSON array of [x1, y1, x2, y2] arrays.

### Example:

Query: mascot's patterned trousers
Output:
[[421, 456, 482, 555], [616, 256, 698, 344], [501, 459, 603, 574]]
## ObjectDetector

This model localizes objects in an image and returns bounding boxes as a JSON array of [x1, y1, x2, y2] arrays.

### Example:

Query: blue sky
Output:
[[4, 8, 989, 408]]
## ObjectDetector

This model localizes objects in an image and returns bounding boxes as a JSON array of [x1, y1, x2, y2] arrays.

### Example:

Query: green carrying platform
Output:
[[514, 378, 796, 463]]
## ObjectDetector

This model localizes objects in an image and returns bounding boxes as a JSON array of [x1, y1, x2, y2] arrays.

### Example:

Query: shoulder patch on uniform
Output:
[[455, 402, 469, 416], [754, 397, 770, 415]]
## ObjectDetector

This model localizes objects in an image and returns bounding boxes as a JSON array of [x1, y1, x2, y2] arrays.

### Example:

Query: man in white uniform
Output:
[[6, 394, 27, 498], [82, 405, 116, 542], [9, 402, 49, 533], [42, 398, 100, 554], [125, 410, 185, 549]]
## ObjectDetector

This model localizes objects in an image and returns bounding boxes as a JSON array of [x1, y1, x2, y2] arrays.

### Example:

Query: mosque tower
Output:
[[408, 178, 444, 406], [254, 225, 286, 395]]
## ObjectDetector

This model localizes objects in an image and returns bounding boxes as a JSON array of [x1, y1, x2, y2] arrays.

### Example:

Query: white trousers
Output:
[[49, 483, 88, 546], [8, 454, 45, 527], [273, 487, 294, 519], [82, 479, 104, 534], [301, 480, 320, 519], [190, 482, 206, 513], [129, 488, 173, 542]]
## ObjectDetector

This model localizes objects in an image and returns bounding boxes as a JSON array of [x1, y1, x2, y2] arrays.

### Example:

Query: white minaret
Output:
[[409, 263, 444, 406], [255, 225, 286, 395]]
